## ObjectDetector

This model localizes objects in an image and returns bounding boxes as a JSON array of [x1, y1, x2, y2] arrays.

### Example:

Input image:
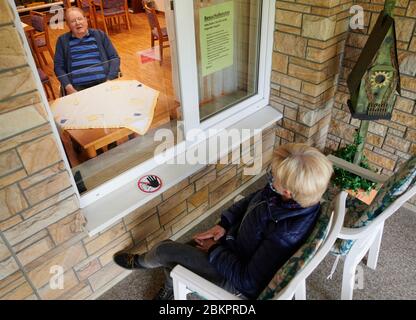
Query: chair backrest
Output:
[[77, 0, 91, 9], [143, 1, 161, 34], [332, 156, 416, 255], [258, 192, 348, 300], [30, 11, 46, 33], [102, 0, 126, 10]]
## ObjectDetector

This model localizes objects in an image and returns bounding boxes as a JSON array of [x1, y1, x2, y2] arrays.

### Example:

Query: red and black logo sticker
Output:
[[138, 175, 162, 193]]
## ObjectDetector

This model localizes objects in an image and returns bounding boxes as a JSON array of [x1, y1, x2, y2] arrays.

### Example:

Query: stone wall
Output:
[[0, 1, 277, 298], [270, 0, 353, 149], [325, 0, 416, 205]]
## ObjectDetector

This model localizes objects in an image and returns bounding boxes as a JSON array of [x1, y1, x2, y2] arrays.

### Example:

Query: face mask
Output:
[[266, 169, 282, 196]]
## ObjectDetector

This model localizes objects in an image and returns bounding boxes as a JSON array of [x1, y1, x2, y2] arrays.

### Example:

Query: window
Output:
[[19, 0, 274, 207]]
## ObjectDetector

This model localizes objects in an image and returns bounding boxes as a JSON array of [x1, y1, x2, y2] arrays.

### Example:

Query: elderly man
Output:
[[54, 7, 120, 95]]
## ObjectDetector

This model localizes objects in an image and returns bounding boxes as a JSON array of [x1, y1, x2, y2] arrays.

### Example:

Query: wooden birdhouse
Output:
[[347, 5, 401, 121]]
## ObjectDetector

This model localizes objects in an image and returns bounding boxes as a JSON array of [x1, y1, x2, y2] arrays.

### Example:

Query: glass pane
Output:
[[28, 5, 183, 194], [194, 0, 262, 121]]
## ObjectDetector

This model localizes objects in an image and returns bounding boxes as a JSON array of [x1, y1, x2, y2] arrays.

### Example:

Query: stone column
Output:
[[271, 0, 353, 150]]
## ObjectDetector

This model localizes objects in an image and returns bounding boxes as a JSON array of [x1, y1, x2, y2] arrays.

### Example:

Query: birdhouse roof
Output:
[[347, 11, 401, 95]]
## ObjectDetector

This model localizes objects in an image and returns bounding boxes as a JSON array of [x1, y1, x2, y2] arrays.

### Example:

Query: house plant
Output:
[[331, 133, 379, 205]]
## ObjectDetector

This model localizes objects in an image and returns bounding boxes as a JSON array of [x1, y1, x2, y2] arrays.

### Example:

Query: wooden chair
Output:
[[95, 0, 130, 34], [76, 0, 98, 28], [37, 67, 56, 100], [143, 1, 169, 64], [29, 11, 54, 68]]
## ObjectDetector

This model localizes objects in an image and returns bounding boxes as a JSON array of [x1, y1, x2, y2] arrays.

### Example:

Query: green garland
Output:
[[332, 134, 377, 192]]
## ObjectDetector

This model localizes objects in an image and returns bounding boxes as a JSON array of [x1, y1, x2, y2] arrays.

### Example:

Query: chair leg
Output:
[[159, 40, 163, 65], [294, 279, 306, 300], [40, 52, 48, 65], [47, 45, 54, 62], [103, 17, 109, 34], [172, 277, 189, 300], [125, 12, 131, 30], [151, 35, 155, 48], [341, 235, 376, 300], [367, 222, 384, 270]]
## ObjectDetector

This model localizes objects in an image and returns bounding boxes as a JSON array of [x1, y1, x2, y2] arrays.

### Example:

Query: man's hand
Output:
[[195, 238, 217, 253], [65, 84, 77, 95], [193, 225, 225, 245]]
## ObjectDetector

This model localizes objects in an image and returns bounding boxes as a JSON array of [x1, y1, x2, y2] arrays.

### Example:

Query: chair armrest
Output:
[[338, 184, 416, 239], [327, 155, 388, 184], [171, 265, 241, 300]]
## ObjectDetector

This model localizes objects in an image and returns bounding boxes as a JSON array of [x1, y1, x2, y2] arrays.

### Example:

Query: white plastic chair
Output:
[[327, 155, 416, 300], [171, 191, 348, 300]]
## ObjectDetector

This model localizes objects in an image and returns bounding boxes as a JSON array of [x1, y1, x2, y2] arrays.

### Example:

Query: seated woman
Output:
[[113, 143, 334, 300]]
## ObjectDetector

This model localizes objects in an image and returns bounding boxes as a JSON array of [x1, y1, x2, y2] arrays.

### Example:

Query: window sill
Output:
[[82, 105, 282, 236]]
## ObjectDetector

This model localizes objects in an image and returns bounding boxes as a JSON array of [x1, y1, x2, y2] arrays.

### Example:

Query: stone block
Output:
[[0, 26, 26, 70], [408, 1, 416, 17], [209, 165, 237, 192], [0, 237, 10, 261], [392, 110, 416, 128], [16, 236, 54, 266], [24, 171, 72, 206], [19, 162, 64, 190], [271, 72, 302, 91], [0, 0, 14, 25], [3, 195, 79, 246], [0, 184, 28, 221], [209, 175, 239, 206], [276, 9, 302, 27], [0, 256, 19, 281], [0, 149, 22, 177], [162, 178, 189, 200], [171, 202, 209, 235], [88, 261, 125, 292], [159, 201, 187, 225], [130, 214, 160, 242], [22, 188, 74, 220], [395, 17, 415, 42], [302, 15, 336, 41], [288, 63, 327, 84], [0, 106, 46, 141], [157, 184, 194, 214], [0, 66, 36, 102], [122, 195, 161, 226], [38, 269, 79, 300], [17, 134, 62, 175], [0, 90, 41, 114], [0, 124, 51, 154], [27, 242, 86, 288], [48, 211, 86, 245], [385, 134, 411, 153], [364, 149, 396, 171], [84, 222, 125, 255], [187, 186, 208, 210], [274, 32, 307, 58], [272, 52, 288, 73]]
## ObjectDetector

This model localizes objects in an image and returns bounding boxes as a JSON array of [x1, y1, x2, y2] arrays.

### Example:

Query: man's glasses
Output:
[[69, 17, 85, 24]]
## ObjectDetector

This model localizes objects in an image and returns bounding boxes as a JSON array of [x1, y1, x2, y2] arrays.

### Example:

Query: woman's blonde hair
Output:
[[271, 143, 333, 208]]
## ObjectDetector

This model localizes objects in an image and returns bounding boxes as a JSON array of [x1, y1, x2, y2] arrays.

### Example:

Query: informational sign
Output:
[[199, 2, 234, 77], [138, 175, 163, 193]]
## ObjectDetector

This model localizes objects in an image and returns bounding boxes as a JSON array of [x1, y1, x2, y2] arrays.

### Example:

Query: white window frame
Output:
[[10, 0, 276, 208]]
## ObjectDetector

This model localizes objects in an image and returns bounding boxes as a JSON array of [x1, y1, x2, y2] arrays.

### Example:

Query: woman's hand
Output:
[[193, 225, 225, 245], [195, 238, 217, 253]]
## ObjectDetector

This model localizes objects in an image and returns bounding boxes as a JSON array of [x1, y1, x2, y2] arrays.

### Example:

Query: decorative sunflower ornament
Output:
[[370, 71, 392, 89]]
